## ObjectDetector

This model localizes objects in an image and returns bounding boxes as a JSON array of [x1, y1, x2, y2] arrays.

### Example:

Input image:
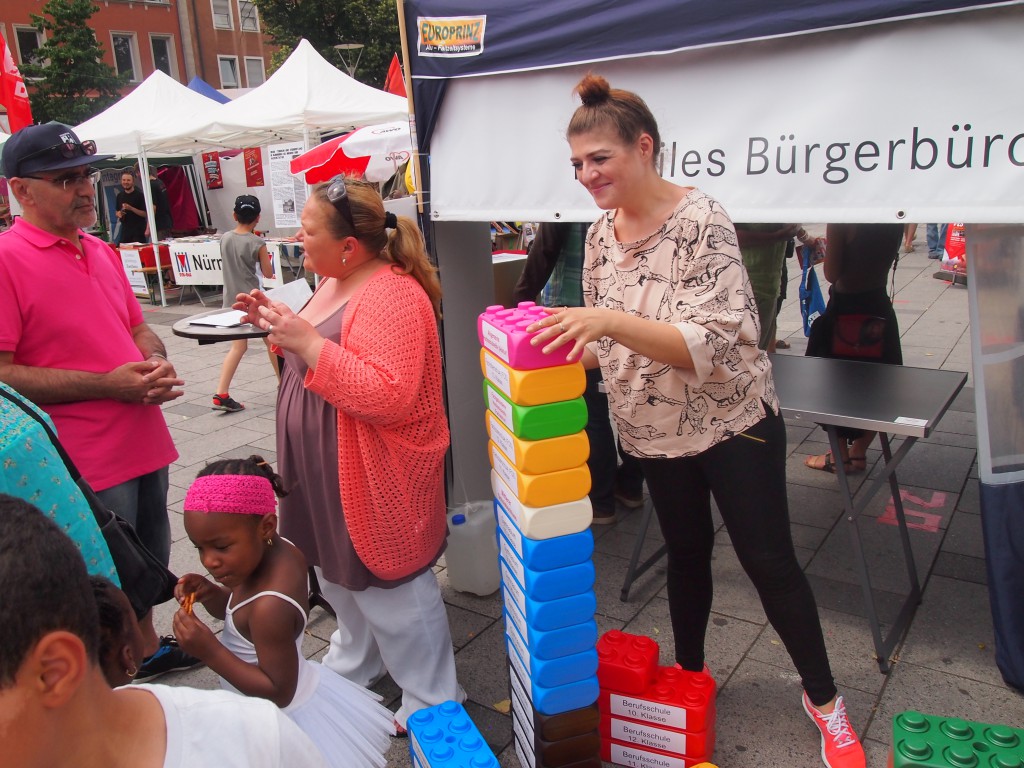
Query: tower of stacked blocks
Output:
[[478, 302, 603, 767], [597, 630, 717, 767]]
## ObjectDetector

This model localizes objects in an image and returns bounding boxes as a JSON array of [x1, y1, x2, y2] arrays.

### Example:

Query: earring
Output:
[[126, 663, 138, 678], [266, 537, 273, 547], [342, 256, 348, 266]]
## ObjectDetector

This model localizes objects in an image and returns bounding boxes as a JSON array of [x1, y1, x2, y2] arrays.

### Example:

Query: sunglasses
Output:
[[20, 138, 98, 167], [325, 175, 355, 230], [23, 167, 102, 191]]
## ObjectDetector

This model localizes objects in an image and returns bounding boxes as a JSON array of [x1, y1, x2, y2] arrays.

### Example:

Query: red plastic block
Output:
[[600, 717, 715, 759], [601, 739, 712, 768], [597, 630, 659, 695], [599, 666, 717, 734]]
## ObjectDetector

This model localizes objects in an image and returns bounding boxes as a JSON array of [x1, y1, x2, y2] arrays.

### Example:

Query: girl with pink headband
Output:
[[172, 456, 393, 768]]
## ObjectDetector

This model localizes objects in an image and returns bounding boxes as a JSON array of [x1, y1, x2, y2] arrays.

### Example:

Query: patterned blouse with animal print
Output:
[[583, 188, 779, 459]]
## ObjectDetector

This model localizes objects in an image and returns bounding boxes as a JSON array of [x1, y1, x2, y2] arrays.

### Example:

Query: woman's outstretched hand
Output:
[[526, 306, 610, 363]]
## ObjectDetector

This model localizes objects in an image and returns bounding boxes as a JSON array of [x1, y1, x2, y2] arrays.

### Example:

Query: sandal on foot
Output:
[[805, 452, 849, 474], [392, 719, 408, 738]]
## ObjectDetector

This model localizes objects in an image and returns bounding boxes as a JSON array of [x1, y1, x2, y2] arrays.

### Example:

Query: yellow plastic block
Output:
[[489, 441, 591, 508], [486, 411, 589, 475], [480, 348, 586, 406]]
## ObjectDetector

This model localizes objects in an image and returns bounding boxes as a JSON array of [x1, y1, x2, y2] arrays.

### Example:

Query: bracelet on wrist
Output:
[[149, 352, 168, 361]]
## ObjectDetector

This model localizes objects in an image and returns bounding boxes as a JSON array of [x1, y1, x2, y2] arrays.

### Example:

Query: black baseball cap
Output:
[[1, 122, 113, 178], [234, 195, 261, 215]]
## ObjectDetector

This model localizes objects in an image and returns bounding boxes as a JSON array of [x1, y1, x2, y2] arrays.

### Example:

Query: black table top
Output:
[[771, 354, 967, 438], [171, 309, 269, 344]]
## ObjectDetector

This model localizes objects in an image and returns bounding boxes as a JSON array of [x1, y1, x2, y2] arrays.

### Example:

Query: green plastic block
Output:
[[891, 711, 1024, 768], [483, 380, 587, 441]]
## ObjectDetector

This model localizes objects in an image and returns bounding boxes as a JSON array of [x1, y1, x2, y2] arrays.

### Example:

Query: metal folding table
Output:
[[620, 354, 967, 673]]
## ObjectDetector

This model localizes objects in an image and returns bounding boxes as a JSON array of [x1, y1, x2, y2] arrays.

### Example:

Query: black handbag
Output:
[[0, 387, 177, 618]]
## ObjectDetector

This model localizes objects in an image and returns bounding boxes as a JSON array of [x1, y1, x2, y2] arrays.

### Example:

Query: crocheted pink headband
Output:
[[184, 475, 277, 515]]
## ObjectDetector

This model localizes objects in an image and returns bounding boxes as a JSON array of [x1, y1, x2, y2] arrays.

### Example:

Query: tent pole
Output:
[[138, 144, 167, 307], [395, 0, 423, 214]]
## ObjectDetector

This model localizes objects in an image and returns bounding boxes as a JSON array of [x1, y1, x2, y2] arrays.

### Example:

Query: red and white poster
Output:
[[244, 147, 264, 187], [0, 35, 33, 132], [202, 152, 223, 189]]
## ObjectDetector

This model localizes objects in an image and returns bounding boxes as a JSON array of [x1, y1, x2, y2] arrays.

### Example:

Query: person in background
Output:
[[804, 223, 903, 474], [927, 223, 948, 259], [91, 575, 148, 687], [0, 495, 328, 768], [529, 74, 866, 768], [115, 170, 148, 245], [139, 163, 174, 242], [0, 202, 13, 231], [736, 224, 822, 352], [0, 123, 196, 681], [902, 222, 917, 253], [513, 221, 645, 522], [213, 195, 278, 414], [234, 176, 463, 734]]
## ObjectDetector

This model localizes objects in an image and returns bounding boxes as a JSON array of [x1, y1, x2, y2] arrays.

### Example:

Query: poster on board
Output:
[[268, 142, 307, 228]]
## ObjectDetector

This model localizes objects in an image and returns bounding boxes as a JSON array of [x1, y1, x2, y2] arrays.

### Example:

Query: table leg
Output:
[[827, 426, 922, 674], [620, 498, 667, 602], [308, 566, 336, 617]]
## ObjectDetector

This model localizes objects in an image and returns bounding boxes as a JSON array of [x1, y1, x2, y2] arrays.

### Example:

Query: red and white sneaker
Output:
[[802, 692, 866, 768]]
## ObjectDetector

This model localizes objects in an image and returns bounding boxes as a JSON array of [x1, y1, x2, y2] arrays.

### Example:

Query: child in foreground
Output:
[[173, 457, 393, 768]]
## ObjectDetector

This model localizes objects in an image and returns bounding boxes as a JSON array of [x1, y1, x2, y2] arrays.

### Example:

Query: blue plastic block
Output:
[[502, 589, 597, 660], [494, 499, 594, 570], [498, 531, 595, 601], [407, 700, 499, 768], [505, 614, 598, 688], [507, 636, 599, 716], [500, 559, 596, 631]]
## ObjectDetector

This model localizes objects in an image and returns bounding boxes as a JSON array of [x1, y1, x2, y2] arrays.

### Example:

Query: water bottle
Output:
[[445, 501, 500, 596]]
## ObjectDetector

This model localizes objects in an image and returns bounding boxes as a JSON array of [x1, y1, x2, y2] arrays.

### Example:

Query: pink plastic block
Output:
[[596, 629, 659, 695], [477, 302, 575, 371]]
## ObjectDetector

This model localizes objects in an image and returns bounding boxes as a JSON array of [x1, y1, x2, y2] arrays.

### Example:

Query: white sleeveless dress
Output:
[[220, 590, 394, 768]]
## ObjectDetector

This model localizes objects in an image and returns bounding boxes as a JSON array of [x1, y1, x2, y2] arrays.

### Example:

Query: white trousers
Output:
[[314, 566, 464, 727]]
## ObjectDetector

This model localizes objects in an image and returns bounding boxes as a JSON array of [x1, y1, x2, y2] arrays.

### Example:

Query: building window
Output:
[[212, 0, 233, 29], [218, 55, 239, 88], [244, 56, 265, 87], [14, 26, 45, 66], [150, 35, 178, 79], [238, 1, 260, 32], [111, 32, 141, 82]]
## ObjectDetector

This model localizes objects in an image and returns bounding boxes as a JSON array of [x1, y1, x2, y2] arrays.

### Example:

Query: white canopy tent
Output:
[[148, 39, 409, 153], [74, 70, 230, 304]]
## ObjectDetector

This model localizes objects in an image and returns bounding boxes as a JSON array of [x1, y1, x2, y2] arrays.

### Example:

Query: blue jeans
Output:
[[95, 467, 171, 566], [927, 224, 948, 257]]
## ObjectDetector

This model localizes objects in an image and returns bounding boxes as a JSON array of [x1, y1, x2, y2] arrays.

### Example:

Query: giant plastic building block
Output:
[[497, 531, 595, 601], [478, 302, 577, 371], [500, 558, 597, 631], [505, 618, 598, 689], [597, 629, 660, 695], [599, 665, 717, 734], [483, 380, 587, 441], [503, 593, 597, 660], [486, 411, 589, 475], [508, 667, 601, 742], [481, 348, 586, 406], [407, 700, 499, 768], [599, 717, 716, 759], [890, 710, 1024, 768], [508, 641, 599, 717], [510, 672, 601, 766], [490, 440, 590, 507]]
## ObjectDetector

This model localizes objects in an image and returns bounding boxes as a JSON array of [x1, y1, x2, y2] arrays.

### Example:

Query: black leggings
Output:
[[639, 408, 837, 706]]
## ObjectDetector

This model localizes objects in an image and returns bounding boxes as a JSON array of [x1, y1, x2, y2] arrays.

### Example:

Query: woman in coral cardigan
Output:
[[234, 176, 462, 733]]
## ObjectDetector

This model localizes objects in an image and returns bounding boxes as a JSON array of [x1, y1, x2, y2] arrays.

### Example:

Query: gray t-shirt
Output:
[[220, 230, 266, 308]]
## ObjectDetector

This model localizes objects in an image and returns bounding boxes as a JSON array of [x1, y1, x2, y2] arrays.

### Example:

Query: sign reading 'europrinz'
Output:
[[418, 16, 486, 57]]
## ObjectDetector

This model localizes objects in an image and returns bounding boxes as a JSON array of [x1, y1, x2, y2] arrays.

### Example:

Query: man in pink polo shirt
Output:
[[0, 123, 196, 679]]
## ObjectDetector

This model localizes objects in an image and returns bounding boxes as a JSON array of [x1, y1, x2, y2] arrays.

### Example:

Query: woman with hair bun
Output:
[[528, 75, 865, 768], [233, 176, 462, 734]]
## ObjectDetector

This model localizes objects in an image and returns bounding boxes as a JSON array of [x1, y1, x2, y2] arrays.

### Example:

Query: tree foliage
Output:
[[20, 0, 128, 125], [253, 0, 402, 87]]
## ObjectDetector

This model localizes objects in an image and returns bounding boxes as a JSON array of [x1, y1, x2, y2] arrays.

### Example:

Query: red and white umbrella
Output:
[[290, 121, 412, 184]]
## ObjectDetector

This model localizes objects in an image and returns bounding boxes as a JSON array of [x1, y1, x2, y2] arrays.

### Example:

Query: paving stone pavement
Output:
[[142, 236, 1022, 768]]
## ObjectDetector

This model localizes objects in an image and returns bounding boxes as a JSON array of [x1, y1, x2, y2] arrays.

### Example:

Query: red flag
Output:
[[383, 53, 406, 97], [0, 35, 33, 132]]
